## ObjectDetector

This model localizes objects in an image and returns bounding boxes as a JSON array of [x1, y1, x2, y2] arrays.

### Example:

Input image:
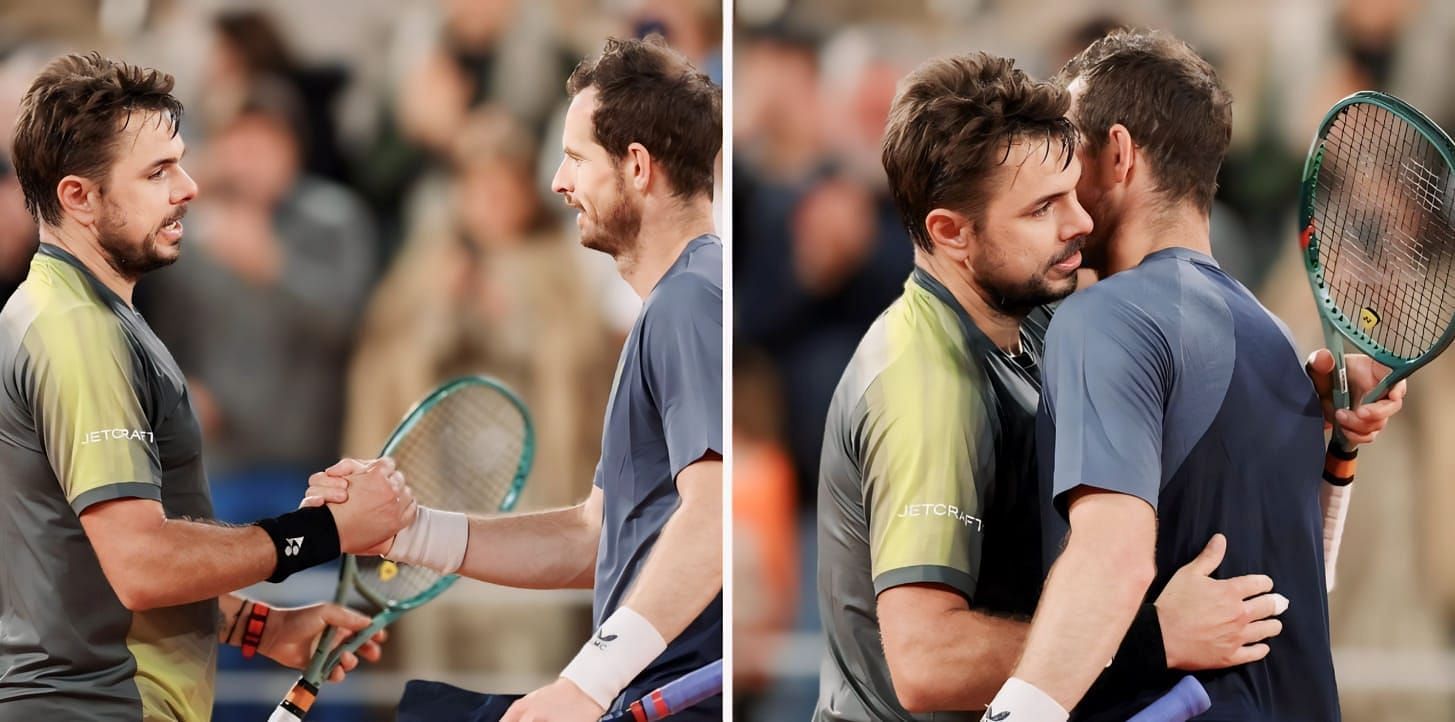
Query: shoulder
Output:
[[1046, 265, 1182, 349], [643, 265, 722, 332]]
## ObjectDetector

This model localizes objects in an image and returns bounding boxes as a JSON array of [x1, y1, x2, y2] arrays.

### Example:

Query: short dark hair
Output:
[[11, 52, 183, 227], [1057, 29, 1231, 213], [882, 52, 1076, 252], [566, 36, 721, 200]]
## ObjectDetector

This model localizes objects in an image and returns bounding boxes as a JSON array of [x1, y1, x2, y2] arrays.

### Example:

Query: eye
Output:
[[1030, 201, 1053, 218], [150, 168, 166, 180]]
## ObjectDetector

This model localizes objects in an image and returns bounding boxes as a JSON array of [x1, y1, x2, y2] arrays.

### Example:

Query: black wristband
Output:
[[255, 506, 341, 583], [1118, 602, 1169, 678]]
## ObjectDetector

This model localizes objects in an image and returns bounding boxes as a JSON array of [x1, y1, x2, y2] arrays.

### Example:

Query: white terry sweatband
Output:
[[383, 506, 468, 574], [560, 606, 668, 710], [983, 678, 1069, 722]]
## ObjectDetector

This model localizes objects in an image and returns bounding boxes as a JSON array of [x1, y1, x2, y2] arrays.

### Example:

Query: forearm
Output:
[[456, 503, 600, 589], [104, 519, 275, 610], [620, 482, 723, 642], [1012, 493, 1156, 711], [884, 602, 1026, 711]]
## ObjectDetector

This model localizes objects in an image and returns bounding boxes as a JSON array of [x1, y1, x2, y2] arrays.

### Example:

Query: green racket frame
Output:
[[1297, 90, 1455, 419], [297, 376, 534, 702]]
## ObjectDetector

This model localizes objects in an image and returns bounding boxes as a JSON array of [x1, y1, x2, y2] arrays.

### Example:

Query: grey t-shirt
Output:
[[592, 234, 722, 717], [0, 244, 216, 721]]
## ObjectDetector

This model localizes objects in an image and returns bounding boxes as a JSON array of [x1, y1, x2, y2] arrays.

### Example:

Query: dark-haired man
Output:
[[309, 36, 723, 722], [0, 53, 412, 721], [985, 30, 1403, 721]]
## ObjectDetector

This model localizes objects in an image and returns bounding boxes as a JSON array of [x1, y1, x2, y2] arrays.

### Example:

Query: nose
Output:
[[174, 164, 199, 204], [1064, 195, 1093, 240], [550, 157, 571, 196]]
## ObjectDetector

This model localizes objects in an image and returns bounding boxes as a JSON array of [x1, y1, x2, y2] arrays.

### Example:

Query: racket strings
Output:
[[355, 384, 529, 603], [1313, 102, 1455, 360]]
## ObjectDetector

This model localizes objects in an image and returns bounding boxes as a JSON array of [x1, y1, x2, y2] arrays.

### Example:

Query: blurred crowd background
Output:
[[731, 0, 1455, 720], [0, 0, 719, 719]]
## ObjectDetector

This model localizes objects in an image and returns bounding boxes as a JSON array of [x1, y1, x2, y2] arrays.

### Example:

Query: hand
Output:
[[1156, 534, 1289, 670], [502, 678, 606, 722], [256, 603, 387, 683], [1306, 349, 1407, 446], [325, 457, 416, 555], [299, 458, 367, 508]]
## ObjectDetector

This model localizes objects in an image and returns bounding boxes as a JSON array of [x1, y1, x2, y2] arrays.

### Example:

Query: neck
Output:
[[40, 224, 135, 306], [917, 249, 1024, 351], [1104, 200, 1212, 275], [618, 197, 716, 300]]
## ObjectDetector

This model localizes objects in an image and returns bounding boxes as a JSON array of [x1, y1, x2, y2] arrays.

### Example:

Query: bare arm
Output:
[[455, 485, 604, 589], [80, 498, 275, 611], [1011, 489, 1157, 711], [880, 585, 1026, 712], [620, 456, 722, 642]]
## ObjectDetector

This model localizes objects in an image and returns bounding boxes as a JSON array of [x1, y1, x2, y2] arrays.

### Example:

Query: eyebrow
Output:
[[1025, 190, 1067, 211], [147, 146, 187, 171]]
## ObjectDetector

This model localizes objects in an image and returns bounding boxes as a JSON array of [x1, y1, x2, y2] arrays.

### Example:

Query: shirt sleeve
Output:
[[862, 358, 993, 602], [1041, 291, 1171, 516], [21, 305, 162, 513], [642, 275, 723, 480]]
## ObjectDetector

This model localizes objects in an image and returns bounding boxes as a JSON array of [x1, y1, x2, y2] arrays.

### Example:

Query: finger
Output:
[[1306, 349, 1334, 395], [1341, 430, 1377, 446], [1228, 642, 1271, 666], [326, 458, 369, 477], [388, 471, 405, 492], [1354, 396, 1402, 423], [1239, 618, 1284, 645], [1186, 533, 1227, 576], [299, 495, 325, 509], [328, 666, 346, 684], [1391, 379, 1408, 402], [370, 456, 397, 475], [357, 639, 383, 663], [308, 471, 351, 489], [373, 628, 388, 644], [319, 604, 373, 633], [1243, 592, 1290, 620], [1229, 573, 1275, 599], [1334, 409, 1382, 435]]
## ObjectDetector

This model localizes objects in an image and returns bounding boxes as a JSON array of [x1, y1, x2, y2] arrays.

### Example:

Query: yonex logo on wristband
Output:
[[285, 537, 304, 556]]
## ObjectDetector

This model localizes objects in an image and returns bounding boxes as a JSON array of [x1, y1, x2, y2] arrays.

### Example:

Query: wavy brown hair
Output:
[[566, 36, 721, 200], [882, 52, 1076, 252], [11, 52, 183, 227], [1057, 29, 1231, 213]]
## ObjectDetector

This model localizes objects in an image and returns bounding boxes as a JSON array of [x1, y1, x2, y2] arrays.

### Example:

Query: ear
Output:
[[1106, 123, 1136, 185], [924, 208, 975, 263], [56, 174, 100, 227], [625, 142, 652, 194]]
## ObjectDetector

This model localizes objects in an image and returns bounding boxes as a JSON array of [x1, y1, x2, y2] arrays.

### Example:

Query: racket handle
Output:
[[1127, 676, 1211, 722], [602, 660, 723, 722], [268, 678, 319, 722]]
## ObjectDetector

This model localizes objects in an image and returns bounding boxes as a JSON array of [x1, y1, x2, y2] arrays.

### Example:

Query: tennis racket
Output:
[[601, 660, 724, 722], [1298, 91, 1455, 458], [268, 376, 534, 722], [1126, 676, 1211, 722]]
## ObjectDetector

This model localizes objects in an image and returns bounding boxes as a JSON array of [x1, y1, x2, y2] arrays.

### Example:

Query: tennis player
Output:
[[813, 51, 1398, 722], [983, 30, 1404, 721], [0, 53, 413, 721], [310, 37, 722, 722]]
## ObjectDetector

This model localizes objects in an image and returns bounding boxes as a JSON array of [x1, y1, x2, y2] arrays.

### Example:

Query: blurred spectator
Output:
[[0, 156, 36, 305], [342, 106, 613, 675], [732, 350, 798, 721], [142, 81, 376, 518], [202, 10, 353, 183]]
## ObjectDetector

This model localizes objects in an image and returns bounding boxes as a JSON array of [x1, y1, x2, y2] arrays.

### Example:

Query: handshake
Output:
[[299, 457, 415, 556]]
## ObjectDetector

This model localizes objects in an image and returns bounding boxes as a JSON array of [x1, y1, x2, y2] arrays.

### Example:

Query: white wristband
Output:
[[383, 506, 468, 574], [983, 678, 1069, 722], [560, 606, 668, 710]]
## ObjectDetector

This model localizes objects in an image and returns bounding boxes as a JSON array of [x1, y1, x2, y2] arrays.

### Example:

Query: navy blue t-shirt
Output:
[[593, 234, 723, 718], [1038, 247, 1338, 721]]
